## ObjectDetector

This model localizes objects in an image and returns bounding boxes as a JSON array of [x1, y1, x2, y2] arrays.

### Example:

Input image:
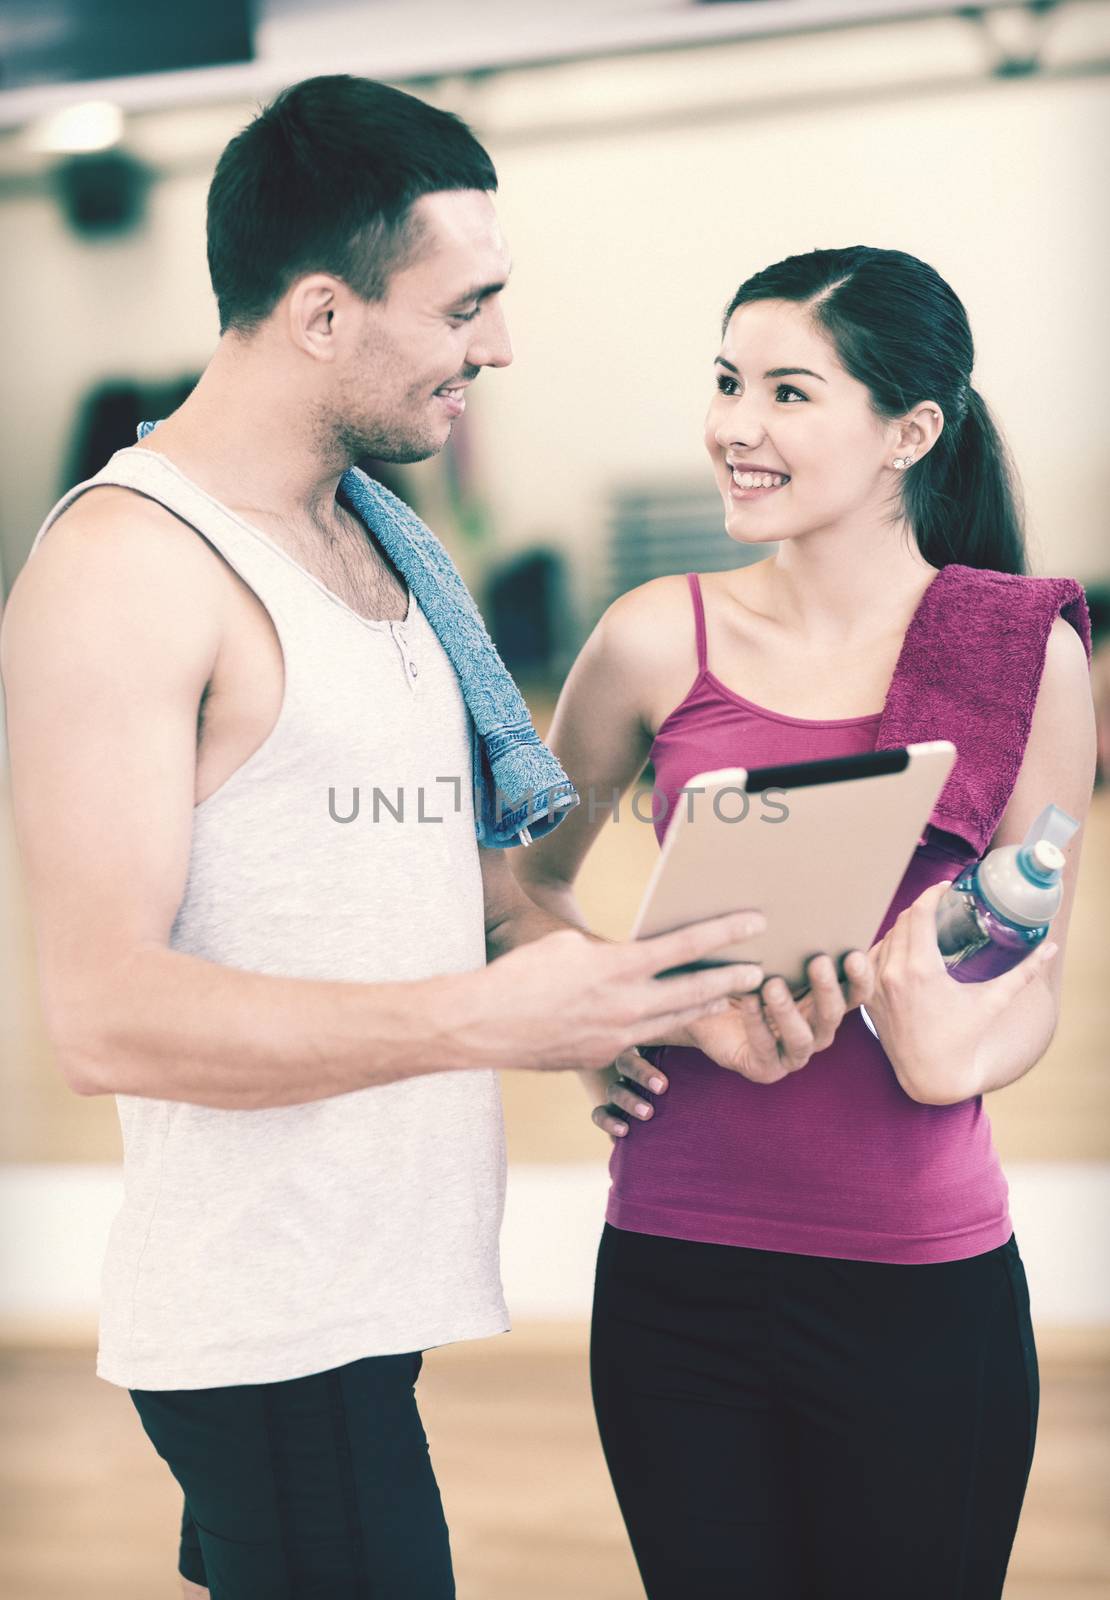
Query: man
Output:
[[0, 76, 767, 1597]]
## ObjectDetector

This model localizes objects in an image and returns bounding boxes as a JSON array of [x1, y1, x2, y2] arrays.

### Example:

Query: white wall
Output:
[[1, 29, 1107, 613], [1, 24, 1108, 1341], [0, 162, 219, 575], [3, 1161, 1108, 1334], [478, 67, 1110, 617]]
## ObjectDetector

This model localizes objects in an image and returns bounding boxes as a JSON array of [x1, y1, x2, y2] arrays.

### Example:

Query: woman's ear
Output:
[[892, 403, 945, 467]]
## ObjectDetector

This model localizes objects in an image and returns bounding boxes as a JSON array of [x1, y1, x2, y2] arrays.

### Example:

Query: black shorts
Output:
[[130, 1350, 454, 1598]]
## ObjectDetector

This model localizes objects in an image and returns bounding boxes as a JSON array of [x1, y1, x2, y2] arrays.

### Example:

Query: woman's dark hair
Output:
[[724, 246, 1027, 574], [207, 75, 498, 336]]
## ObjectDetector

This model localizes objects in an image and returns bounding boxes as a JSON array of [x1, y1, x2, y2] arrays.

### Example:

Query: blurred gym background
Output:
[[1, 2, 1108, 1595]]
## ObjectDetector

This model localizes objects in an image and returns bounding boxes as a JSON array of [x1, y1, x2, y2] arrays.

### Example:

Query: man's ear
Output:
[[285, 274, 343, 362]]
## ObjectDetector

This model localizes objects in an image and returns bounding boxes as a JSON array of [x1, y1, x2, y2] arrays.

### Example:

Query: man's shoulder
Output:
[[3, 482, 224, 672], [43, 481, 209, 555], [19, 482, 227, 604]]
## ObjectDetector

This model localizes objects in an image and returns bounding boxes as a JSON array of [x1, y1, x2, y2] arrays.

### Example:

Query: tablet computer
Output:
[[631, 741, 957, 996]]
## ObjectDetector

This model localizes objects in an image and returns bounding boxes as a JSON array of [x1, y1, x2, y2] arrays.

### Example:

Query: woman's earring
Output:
[[893, 454, 915, 469]]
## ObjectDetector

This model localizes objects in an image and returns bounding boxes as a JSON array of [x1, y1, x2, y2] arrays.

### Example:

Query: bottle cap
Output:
[[1021, 804, 1079, 859], [977, 802, 1078, 927], [1030, 839, 1064, 875]]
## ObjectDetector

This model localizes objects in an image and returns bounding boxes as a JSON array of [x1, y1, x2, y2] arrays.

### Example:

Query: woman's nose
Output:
[[713, 388, 765, 450], [715, 415, 761, 451]]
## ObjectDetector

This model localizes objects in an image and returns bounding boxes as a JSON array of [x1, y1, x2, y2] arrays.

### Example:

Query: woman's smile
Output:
[[728, 468, 791, 501]]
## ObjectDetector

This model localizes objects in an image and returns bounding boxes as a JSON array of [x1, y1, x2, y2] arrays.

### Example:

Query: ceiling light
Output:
[[28, 100, 124, 155]]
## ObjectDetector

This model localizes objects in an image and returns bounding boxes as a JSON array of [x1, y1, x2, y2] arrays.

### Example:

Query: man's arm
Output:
[[1, 493, 762, 1111], [0, 491, 480, 1107]]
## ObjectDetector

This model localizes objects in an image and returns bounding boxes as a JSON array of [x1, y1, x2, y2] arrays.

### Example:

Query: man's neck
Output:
[[135, 339, 350, 528]]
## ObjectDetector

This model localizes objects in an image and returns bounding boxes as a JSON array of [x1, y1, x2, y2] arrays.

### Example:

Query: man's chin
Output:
[[354, 433, 446, 470]]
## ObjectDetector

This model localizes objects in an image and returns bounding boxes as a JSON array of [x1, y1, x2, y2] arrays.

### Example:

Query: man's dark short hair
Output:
[[206, 75, 498, 335]]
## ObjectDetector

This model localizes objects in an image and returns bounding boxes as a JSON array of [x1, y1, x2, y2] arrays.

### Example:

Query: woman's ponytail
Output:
[[907, 386, 1027, 575]]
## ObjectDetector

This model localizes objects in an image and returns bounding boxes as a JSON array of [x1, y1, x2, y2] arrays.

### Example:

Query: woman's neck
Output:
[[747, 526, 940, 647]]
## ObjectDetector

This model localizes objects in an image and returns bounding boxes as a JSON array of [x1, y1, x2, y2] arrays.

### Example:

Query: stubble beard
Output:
[[330, 322, 452, 466], [329, 388, 449, 469]]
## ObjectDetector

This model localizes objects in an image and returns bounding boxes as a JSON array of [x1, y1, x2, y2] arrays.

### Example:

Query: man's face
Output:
[[331, 189, 513, 464]]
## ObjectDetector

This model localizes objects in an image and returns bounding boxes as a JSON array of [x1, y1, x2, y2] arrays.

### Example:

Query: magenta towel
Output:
[[876, 563, 1091, 855]]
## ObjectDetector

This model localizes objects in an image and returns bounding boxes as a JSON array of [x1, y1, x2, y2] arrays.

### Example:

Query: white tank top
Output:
[[29, 446, 508, 1390]]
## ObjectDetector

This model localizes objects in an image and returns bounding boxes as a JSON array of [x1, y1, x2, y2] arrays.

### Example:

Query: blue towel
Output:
[[138, 421, 580, 848]]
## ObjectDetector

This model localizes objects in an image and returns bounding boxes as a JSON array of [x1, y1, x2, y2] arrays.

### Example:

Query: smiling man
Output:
[[0, 76, 768, 1599]]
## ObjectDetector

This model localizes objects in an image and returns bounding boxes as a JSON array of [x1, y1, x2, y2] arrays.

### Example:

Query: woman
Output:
[[511, 246, 1095, 1598]]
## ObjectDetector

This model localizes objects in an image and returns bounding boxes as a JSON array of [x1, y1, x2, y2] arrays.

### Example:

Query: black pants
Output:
[[590, 1224, 1038, 1600], [130, 1351, 454, 1599]]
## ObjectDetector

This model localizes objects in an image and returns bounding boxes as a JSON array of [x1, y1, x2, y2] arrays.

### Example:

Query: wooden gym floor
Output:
[[0, 1329, 1108, 1599]]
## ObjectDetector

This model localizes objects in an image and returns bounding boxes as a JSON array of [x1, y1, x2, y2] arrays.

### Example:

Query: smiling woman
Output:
[[511, 244, 1095, 1599], [708, 245, 1023, 576]]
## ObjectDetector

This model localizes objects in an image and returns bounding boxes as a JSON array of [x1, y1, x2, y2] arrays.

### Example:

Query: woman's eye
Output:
[[714, 376, 806, 402]]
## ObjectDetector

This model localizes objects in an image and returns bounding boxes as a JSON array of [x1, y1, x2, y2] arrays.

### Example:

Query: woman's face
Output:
[[705, 298, 898, 550]]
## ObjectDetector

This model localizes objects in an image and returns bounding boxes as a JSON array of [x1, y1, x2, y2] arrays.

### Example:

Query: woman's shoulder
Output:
[[879, 564, 1092, 855], [601, 572, 695, 627], [914, 566, 1094, 665], [1041, 613, 1093, 694], [586, 575, 707, 728], [599, 563, 773, 642], [935, 563, 1090, 657], [592, 574, 699, 668]]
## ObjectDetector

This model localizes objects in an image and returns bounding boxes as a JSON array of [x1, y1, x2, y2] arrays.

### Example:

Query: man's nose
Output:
[[470, 302, 513, 370]]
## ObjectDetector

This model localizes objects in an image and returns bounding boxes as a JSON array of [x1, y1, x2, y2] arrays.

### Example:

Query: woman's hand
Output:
[[588, 1048, 670, 1141], [684, 950, 874, 1085], [863, 880, 1059, 1105]]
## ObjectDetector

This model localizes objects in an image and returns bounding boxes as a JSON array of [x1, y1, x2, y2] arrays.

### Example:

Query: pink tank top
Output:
[[605, 568, 1085, 1264]]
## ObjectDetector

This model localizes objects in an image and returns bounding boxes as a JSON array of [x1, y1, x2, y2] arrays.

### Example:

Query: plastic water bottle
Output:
[[933, 803, 1078, 982], [859, 803, 1077, 1037]]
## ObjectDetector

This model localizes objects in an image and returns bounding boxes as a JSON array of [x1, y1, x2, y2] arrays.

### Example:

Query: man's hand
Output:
[[464, 911, 765, 1074], [682, 950, 874, 1085]]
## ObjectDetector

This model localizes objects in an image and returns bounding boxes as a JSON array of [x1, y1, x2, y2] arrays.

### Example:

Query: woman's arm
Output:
[[511, 580, 690, 1132], [969, 614, 1096, 1092], [866, 616, 1097, 1105], [510, 581, 673, 928], [512, 578, 871, 1125]]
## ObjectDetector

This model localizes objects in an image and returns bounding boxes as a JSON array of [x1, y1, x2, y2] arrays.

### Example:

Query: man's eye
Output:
[[451, 306, 481, 324]]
